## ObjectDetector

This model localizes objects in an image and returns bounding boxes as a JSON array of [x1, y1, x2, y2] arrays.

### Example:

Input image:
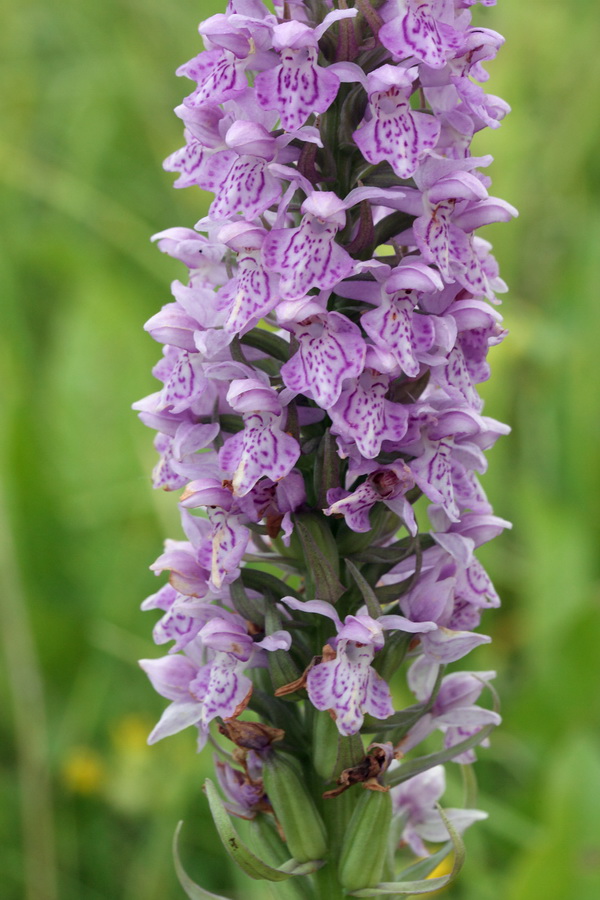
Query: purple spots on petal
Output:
[[210, 157, 281, 221], [256, 47, 339, 130], [281, 314, 366, 408]]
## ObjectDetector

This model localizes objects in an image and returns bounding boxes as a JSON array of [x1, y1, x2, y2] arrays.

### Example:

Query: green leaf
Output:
[[204, 779, 295, 881], [314, 428, 341, 509], [243, 554, 302, 573], [293, 517, 345, 603], [370, 630, 412, 685], [277, 858, 325, 876], [393, 841, 453, 881], [241, 328, 290, 362], [230, 578, 265, 626], [247, 688, 305, 743], [240, 567, 301, 600], [363, 701, 426, 735], [348, 805, 465, 896], [374, 577, 414, 605], [172, 821, 233, 900], [345, 558, 382, 618], [217, 414, 244, 434], [385, 722, 497, 788]]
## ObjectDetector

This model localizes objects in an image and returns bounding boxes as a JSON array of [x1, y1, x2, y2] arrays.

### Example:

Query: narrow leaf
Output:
[[374, 578, 414, 605], [385, 722, 497, 788], [173, 821, 233, 900], [314, 428, 341, 509], [392, 840, 453, 882], [204, 778, 292, 881], [277, 858, 325, 875], [363, 701, 426, 734], [348, 805, 465, 896], [230, 578, 265, 626], [294, 518, 345, 603], [240, 567, 302, 600], [345, 558, 382, 618], [241, 328, 290, 362], [243, 554, 302, 573]]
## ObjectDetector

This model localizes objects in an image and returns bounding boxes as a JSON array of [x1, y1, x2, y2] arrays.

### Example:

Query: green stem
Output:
[[312, 861, 347, 900]]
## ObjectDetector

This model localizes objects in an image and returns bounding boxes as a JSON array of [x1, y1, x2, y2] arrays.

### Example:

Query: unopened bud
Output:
[[338, 788, 392, 891], [262, 753, 328, 863]]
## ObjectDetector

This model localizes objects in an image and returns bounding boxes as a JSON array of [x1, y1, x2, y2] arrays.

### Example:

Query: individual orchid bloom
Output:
[[431, 345, 483, 410], [179, 49, 250, 109], [281, 597, 437, 735], [353, 64, 441, 179], [399, 657, 500, 758], [409, 436, 459, 521], [206, 507, 251, 590], [324, 461, 417, 535], [153, 350, 209, 415], [179, 6, 277, 109], [263, 191, 354, 300], [255, 10, 358, 130], [200, 121, 320, 222], [391, 765, 487, 857], [150, 539, 211, 604], [329, 371, 409, 460], [177, 477, 252, 590], [215, 757, 267, 820], [198, 616, 292, 727], [391, 556, 492, 663], [235, 467, 306, 542], [357, 260, 449, 376], [143, 301, 206, 353], [361, 292, 428, 378], [142, 584, 223, 653], [151, 227, 228, 286], [219, 411, 301, 496], [216, 223, 280, 333], [140, 616, 291, 749], [201, 122, 283, 220], [280, 312, 366, 409], [218, 379, 300, 496], [394, 159, 517, 295], [379, 0, 461, 70], [163, 127, 226, 191], [199, 7, 277, 60]]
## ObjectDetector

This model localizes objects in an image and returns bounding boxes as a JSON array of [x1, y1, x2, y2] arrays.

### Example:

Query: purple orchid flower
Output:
[[354, 64, 441, 179], [255, 10, 358, 130], [263, 191, 355, 300], [140, 614, 291, 750], [391, 764, 487, 856], [281, 597, 436, 735]]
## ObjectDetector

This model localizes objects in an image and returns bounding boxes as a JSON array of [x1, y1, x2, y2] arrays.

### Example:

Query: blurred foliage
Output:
[[1, 1, 599, 898]]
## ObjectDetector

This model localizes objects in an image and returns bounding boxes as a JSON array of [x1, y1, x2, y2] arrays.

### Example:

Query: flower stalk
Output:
[[135, 0, 515, 896]]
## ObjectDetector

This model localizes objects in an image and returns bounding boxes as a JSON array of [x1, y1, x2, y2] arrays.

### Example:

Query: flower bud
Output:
[[262, 753, 328, 863], [338, 788, 392, 891]]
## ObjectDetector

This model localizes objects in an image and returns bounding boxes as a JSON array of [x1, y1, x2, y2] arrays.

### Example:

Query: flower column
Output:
[[135, 1, 515, 897]]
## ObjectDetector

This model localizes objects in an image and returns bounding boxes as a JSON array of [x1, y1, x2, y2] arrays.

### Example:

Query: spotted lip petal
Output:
[[219, 411, 300, 497], [281, 313, 366, 409], [306, 640, 394, 736], [263, 195, 354, 300], [329, 373, 409, 460]]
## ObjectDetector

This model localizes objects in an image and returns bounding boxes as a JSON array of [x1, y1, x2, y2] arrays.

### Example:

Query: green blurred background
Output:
[[2, 1, 599, 897]]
